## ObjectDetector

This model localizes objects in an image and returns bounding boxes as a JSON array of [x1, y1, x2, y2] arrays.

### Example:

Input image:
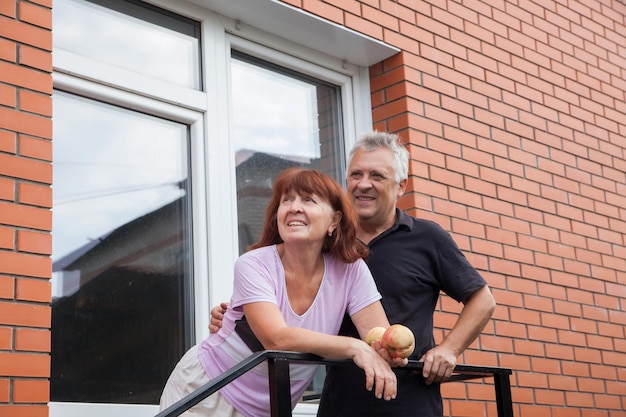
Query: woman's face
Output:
[[277, 190, 341, 246]]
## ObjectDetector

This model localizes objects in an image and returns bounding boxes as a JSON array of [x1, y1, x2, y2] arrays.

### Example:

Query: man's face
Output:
[[346, 147, 406, 228]]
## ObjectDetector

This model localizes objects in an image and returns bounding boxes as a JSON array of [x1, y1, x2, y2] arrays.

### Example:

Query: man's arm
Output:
[[420, 285, 496, 384]]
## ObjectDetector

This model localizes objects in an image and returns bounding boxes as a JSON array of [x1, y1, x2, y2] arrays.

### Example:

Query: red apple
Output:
[[365, 326, 386, 345], [381, 324, 415, 358]]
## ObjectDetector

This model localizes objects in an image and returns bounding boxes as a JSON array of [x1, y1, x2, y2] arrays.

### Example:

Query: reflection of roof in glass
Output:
[[235, 149, 311, 166], [52, 196, 185, 273], [52, 232, 112, 272]]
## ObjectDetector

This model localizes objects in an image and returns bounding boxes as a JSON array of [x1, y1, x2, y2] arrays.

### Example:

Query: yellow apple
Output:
[[381, 324, 415, 358], [365, 326, 386, 345]]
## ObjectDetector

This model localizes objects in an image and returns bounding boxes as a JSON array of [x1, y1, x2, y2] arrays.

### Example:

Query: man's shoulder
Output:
[[398, 210, 446, 233]]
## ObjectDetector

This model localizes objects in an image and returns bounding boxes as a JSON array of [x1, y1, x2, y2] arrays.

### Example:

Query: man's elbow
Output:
[[467, 285, 496, 318], [482, 286, 496, 318]]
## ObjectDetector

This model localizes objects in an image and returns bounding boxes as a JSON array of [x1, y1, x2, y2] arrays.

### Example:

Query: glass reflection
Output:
[[231, 52, 344, 254], [51, 92, 192, 404], [53, 0, 201, 89]]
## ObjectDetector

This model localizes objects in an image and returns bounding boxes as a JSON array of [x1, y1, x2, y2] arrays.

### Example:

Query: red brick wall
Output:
[[289, 0, 626, 416], [0, 0, 53, 416]]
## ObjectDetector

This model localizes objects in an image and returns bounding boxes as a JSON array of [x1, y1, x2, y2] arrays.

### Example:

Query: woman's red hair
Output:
[[249, 167, 368, 263]]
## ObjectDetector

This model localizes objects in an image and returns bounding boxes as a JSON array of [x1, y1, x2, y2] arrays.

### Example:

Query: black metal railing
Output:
[[155, 350, 514, 417]]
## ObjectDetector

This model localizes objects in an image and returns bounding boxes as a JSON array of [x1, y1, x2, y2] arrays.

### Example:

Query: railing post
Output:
[[494, 373, 514, 417], [268, 356, 292, 417]]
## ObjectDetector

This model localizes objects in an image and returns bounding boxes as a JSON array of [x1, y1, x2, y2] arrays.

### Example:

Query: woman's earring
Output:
[[328, 231, 333, 237]]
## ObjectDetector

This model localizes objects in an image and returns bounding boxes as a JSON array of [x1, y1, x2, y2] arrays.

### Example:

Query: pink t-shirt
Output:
[[199, 245, 381, 417]]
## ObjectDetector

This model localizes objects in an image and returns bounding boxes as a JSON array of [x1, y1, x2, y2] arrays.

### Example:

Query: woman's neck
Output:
[[278, 243, 323, 276]]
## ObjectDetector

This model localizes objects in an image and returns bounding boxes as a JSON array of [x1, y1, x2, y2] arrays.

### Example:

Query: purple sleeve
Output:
[[344, 258, 381, 317], [230, 249, 278, 311]]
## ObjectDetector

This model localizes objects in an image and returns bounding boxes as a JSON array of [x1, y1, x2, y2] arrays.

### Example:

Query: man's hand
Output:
[[419, 345, 457, 385], [419, 285, 495, 384], [209, 302, 229, 334], [371, 340, 408, 368]]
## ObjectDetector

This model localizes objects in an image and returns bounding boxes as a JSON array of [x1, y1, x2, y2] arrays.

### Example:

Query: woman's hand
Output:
[[350, 339, 400, 401]]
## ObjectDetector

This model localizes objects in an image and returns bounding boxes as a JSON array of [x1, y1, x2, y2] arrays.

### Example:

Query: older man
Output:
[[315, 131, 495, 416]]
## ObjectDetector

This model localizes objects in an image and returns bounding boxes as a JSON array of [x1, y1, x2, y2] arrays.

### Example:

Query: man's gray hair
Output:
[[348, 131, 409, 183]]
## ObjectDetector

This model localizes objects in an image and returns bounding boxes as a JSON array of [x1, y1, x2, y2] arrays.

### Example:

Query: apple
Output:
[[365, 326, 386, 345], [381, 324, 415, 358]]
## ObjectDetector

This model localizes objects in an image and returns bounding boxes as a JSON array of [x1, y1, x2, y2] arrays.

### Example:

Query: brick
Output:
[[0, 108, 51, 140], [0, 405, 48, 417], [0, 226, 13, 250], [449, 399, 486, 416], [0, 16, 51, 50], [18, 1, 52, 30], [0, 201, 51, 230], [478, 334, 514, 353], [348, 9, 386, 39], [549, 374, 578, 391], [0, 378, 8, 402], [0, 301, 50, 327], [16, 278, 50, 303], [510, 306, 541, 325], [302, 0, 344, 25], [0, 83, 16, 107], [535, 388, 565, 405], [18, 135, 52, 162], [528, 325, 558, 343], [513, 338, 545, 356], [370, 67, 407, 93], [15, 328, 50, 353], [510, 388, 535, 407], [574, 346, 602, 364], [517, 370, 548, 388], [13, 379, 49, 403], [0, 130, 17, 154], [587, 335, 614, 352], [17, 90, 52, 117], [565, 391, 595, 408], [562, 360, 590, 377], [0, 1, 15, 18], [0, 276, 14, 300], [16, 229, 51, 255], [0, 251, 50, 279], [0, 326, 11, 350], [18, 44, 53, 72], [17, 182, 52, 208], [558, 329, 587, 347], [0, 352, 49, 377], [545, 343, 574, 360]]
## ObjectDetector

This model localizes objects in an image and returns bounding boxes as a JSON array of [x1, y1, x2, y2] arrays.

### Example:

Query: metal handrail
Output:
[[155, 350, 514, 417]]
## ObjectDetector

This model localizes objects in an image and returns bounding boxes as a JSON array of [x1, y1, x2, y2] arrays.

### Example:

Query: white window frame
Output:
[[50, 1, 398, 416]]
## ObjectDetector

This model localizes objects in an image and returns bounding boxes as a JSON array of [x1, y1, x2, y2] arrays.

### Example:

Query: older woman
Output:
[[160, 168, 404, 416]]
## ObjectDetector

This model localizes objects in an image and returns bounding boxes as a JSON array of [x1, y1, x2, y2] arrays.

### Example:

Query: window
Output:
[[51, 92, 193, 404], [51, 0, 392, 415], [54, 0, 201, 89], [231, 51, 345, 253]]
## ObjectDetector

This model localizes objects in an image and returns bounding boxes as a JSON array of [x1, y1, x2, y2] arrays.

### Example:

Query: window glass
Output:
[[53, 0, 201, 89], [51, 91, 193, 404], [231, 51, 345, 253]]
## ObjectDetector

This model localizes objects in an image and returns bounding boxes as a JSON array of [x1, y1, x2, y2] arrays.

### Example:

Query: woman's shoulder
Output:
[[324, 252, 367, 272], [236, 245, 278, 266], [242, 244, 276, 256]]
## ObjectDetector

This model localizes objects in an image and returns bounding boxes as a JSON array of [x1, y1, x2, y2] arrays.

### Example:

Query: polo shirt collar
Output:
[[395, 208, 413, 231]]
